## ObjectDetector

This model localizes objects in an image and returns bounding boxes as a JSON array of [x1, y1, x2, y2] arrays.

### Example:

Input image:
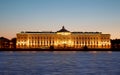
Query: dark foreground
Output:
[[0, 48, 120, 51]]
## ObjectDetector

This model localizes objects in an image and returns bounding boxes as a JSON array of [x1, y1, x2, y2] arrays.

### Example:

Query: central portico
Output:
[[56, 26, 73, 48]]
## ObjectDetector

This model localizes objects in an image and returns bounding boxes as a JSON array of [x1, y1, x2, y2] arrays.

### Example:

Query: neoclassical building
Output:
[[16, 26, 111, 49]]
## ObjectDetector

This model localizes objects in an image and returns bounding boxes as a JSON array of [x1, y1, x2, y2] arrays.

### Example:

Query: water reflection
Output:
[[89, 51, 112, 54], [3, 51, 112, 54], [53, 51, 77, 54], [0, 51, 119, 75]]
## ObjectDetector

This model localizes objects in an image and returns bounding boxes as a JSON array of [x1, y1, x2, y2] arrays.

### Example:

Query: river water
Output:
[[0, 51, 120, 75]]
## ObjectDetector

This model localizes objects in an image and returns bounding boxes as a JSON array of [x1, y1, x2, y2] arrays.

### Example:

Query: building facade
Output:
[[0, 37, 16, 49], [0, 37, 10, 48], [16, 26, 111, 49]]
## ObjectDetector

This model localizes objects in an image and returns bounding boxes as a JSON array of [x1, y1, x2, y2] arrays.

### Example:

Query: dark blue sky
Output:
[[0, 0, 120, 39]]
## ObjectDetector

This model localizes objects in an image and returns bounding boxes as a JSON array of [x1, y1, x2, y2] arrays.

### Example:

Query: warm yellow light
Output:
[[62, 41, 66, 44], [54, 43, 57, 46], [57, 32, 71, 35]]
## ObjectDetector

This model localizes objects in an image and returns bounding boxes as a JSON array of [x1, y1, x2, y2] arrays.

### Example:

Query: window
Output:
[[91, 37, 92, 39], [87, 37, 89, 40], [82, 41, 84, 44], [53, 41, 54, 44], [77, 41, 78, 44]]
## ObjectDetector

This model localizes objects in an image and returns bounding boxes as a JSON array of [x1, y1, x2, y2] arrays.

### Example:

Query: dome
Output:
[[57, 26, 70, 32]]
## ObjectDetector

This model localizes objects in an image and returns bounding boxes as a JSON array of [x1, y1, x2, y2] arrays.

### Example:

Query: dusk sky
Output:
[[0, 0, 120, 39]]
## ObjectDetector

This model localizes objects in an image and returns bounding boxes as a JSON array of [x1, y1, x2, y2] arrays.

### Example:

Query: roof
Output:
[[57, 26, 70, 32], [72, 32, 102, 34], [20, 31, 55, 34]]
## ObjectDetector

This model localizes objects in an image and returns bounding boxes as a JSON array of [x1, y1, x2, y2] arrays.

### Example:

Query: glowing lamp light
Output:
[[57, 32, 71, 35]]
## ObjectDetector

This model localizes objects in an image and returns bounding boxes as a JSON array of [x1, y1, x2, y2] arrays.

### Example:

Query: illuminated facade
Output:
[[16, 26, 111, 49]]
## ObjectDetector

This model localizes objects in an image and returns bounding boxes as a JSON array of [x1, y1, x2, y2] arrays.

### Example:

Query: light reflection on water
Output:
[[0, 51, 120, 75]]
